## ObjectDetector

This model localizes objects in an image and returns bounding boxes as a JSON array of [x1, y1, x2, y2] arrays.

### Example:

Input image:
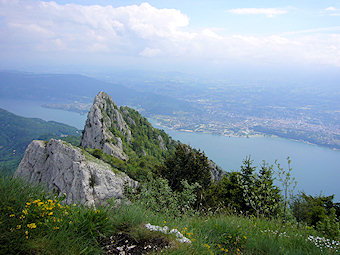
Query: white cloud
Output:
[[139, 47, 162, 57], [0, 1, 192, 53], [228, 8, 287, 18], [325, 6, 337, 11], [324, 6, 340, 16], [0, 1, 339, 69]]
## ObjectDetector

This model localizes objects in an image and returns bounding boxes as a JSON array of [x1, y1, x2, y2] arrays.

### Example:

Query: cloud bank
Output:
[[228, 8, 287, 18], [0, 1, 340, 70]]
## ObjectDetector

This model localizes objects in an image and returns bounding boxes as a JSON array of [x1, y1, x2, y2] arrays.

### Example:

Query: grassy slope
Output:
[[0, 108, 80, 172], [1, 176, 338, 255]]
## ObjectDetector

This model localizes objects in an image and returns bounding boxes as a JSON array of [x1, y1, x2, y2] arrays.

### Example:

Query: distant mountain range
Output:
[[0, 71, 198, 116]]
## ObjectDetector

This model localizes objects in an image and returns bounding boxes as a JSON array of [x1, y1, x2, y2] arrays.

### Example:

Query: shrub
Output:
[[158, 144, 211, 192], [125, 174, 200, 217]]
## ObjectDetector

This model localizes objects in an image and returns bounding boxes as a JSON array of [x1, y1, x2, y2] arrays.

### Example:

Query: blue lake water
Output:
[[150, 123, 340, 202], [0, 98, 87, 129], [1, 99, 339, 201]]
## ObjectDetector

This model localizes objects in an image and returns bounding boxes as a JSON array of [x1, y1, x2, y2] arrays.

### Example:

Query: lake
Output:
[[0, 98, 87, 129], [154, 125, 340, 201], [1, 99, 339, 201]]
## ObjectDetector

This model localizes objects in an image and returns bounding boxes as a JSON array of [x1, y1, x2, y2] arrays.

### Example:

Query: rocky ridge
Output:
[[15, 139, 136, 206]]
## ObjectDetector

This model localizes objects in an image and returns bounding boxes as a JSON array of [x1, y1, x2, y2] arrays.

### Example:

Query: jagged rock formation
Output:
[[81, 91, 174, 161], [81, 91, 131, 161], [15, 139, 137, 206]]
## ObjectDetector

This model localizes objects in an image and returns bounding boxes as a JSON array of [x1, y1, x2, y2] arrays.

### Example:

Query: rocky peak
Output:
[[81, 92, 131, 161], [15, 139, 137, 206]]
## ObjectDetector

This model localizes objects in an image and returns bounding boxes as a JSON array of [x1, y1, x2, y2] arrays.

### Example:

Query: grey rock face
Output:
[[15, 139, 137, 206], [81, 91, 131, 161], [158, 135, 167, 151], [208, 160, 225, 182]]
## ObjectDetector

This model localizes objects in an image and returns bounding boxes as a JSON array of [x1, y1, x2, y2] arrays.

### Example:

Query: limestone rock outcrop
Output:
[[15, 139, 137, 206], [81, 91, 131, 161], [208, 160, 225, 182]]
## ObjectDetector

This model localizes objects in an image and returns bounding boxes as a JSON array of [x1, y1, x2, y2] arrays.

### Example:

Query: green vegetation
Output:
[[158, 143, 212, 192], [119, 106, 176, 160], [1, 175, 339, 255], [291, 193, 340, 240], [125, 174, 200, 217], [0, 108, 80, 173], [85, 148, 155, 181], [197, 157, 281, 218]]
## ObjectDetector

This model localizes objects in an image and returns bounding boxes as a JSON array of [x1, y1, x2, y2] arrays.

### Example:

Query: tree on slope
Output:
[[158, 144, 212, 192]]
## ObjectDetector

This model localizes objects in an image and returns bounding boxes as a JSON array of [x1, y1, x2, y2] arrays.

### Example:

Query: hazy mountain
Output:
[[0, 71, 198, 115]]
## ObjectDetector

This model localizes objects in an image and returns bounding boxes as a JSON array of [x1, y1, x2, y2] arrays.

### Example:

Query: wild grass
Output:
[[0, 176, 338, 255]]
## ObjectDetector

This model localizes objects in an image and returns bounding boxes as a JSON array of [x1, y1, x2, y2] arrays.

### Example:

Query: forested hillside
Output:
[[0, 108, 80, 172]]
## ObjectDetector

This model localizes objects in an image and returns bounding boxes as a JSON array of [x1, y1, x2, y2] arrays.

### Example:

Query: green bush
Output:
[[125, 175, 200, 217], [316, 208, 340, 240], [205, 158, 281, 218], [292, 192, 340, 239], [158, 143, 212, 192]]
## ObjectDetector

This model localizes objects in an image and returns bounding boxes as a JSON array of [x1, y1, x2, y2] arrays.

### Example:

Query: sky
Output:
[[0, 0, 340, 79]]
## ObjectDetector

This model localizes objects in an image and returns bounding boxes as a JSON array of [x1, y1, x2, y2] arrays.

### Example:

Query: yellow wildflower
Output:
[[203, 244, 211, 249], [27, 223, 37, 229], [163, 220, 166, 224], [16, 225, 21, 229], [22, 209, 28, 215], [243, 235, 247, 239], [26, 202, 31, 206], [9, 214, 15, 217], [48, 212, 53, 216]]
